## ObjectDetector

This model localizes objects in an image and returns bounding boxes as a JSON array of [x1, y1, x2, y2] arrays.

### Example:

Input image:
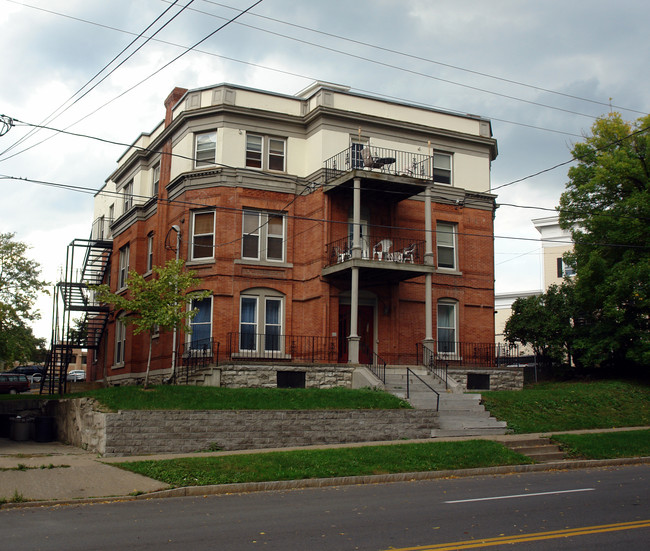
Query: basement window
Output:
[[277, 371, 305, 388], [467, 373, 490, 390]]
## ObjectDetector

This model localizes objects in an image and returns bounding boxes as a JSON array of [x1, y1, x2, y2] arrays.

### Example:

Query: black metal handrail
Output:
[[418, 343, 448, 390], [326, 235, 425, 267], [406, 367, 440, 411], [416, 341, 520, 369], [227, 332, 338, 363], [324, 145, 438, 184], [175, 337, 218, 383], [362, 343, 387, 384]]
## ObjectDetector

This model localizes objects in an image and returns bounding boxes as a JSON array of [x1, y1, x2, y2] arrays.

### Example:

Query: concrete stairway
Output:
[[501, 437, 566, 462], [383, 367, 508, 437]]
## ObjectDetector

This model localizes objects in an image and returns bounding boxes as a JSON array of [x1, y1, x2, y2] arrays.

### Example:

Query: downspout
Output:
[[169, 225, 181, 382]]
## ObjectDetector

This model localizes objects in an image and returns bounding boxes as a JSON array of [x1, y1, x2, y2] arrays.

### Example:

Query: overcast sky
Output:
[[1, 0, 648, 342]]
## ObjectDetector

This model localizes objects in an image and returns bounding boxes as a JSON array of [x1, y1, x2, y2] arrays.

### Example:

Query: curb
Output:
[[3, 456, 649, 510]]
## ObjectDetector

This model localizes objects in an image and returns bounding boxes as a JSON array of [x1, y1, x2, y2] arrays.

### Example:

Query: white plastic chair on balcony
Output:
[[373, 239, 392, 261]]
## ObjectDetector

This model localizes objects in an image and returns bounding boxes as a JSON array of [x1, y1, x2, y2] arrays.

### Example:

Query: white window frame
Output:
[[123, 180, 133, 213], [239, 290, 284, 355], [557, 257, 576, 278], [146, 233, 154, 273], [195, 131, 217, 168], [245, 133, 286, 172], [242, 210, 285, 263], [432, 153, 452, 185], [190, 210, 215, 261], [114, 315, 126, 366], [118, 244, 130, 290], [152, 162, 160, 197], [436, 222, 457, 270], [437, 300, 457, 356], [188, 296, 212, 352]]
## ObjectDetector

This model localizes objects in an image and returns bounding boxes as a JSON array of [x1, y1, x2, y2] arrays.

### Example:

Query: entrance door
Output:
[[338, 304, 374, 363]]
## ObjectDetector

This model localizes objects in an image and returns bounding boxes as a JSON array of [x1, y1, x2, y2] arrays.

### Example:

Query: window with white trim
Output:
[[146, 233, 154, 273], [114, 315, 126, 366], [239, 290, 284, 353], [152, 163, 160, 197], [123, 180, 133, 212], [191, 210, 215, 261], [437, 300, 457, 355], [242, 210, 285, 262], [557, 257, 576, 278], [118, 244, 130, 289], [432, 153, 452, 185], [245, 134, 286, 171], [189, 296, 212, 351], [436, 222, 457, 270], [195, 131, 217, 167]]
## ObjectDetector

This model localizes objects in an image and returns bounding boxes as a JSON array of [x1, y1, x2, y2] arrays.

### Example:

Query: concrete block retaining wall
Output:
[[53, 399, 438, 457]]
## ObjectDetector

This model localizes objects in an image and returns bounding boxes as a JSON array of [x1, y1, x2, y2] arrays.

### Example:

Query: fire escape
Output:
[[42, 217, 112, 394]]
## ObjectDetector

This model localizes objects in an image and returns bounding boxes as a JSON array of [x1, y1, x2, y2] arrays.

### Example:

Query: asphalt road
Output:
[[1, 464, 648, 550]]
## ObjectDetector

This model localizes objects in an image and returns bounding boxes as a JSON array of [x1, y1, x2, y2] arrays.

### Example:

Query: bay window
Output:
[[242, 210, 285, 262], [195, 131, 217, 167], [191, 210, 215, 261]]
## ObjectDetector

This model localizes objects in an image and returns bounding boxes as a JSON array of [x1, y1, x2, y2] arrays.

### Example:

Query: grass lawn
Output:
[[481, 380, 650, 434], [77, 385, 411, 411], [551, 429, 650, 460], [116, 440, 532, 487]]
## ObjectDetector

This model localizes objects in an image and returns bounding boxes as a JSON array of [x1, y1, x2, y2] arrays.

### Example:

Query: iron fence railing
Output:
[[324, 146, 438, 184], [175, 338, 219, 383], [362, 343, 387, 383], [326, 235, 425, 267], [417, 341, 521, 369], [227, 332, 339, 363]]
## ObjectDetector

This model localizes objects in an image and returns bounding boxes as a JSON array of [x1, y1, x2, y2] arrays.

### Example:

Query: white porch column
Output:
[[424, 186, 434, 347], [348, 177, 362, 363]]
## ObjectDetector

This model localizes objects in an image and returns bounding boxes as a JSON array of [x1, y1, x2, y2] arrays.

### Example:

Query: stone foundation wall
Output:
[[218, 364, 354, 389], [102, 409, 438, 456], [448, 367, 524, 391], [53, 398, 107, 454]]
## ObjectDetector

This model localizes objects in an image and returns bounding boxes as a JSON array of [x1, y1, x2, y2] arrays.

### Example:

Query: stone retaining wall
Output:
[[448, 367, 524, 391], [52, 400, 439, 456]]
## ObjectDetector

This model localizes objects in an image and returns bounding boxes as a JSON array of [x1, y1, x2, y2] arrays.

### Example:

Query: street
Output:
[[1, 464, 648, 550]]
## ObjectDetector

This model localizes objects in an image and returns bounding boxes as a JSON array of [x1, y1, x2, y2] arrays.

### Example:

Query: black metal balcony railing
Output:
[[324, 145, 437, 184], [326, 236, 425, 267], [227, 332, 339, 363], [417, 341, 521, 369]]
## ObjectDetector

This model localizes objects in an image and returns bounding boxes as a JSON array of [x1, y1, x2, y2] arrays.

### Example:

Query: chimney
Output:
[[164, 87, 188, 127]]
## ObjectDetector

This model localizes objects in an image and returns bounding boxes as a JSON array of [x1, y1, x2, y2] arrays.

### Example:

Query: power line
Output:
[[0, 0, 194, 159]]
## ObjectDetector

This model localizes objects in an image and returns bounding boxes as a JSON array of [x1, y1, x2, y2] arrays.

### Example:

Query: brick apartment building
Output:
[[58, 81, 500, 388]]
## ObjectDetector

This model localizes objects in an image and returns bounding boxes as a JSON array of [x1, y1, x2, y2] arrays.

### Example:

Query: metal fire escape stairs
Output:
[[41, 219, 112, 394]]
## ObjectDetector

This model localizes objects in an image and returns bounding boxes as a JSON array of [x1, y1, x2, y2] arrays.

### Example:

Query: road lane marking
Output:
[[384, 519, 650, 550], [443, 487, 595, 503]]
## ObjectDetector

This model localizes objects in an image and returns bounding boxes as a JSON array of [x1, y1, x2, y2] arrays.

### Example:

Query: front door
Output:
[[338, 304, 374, 363]]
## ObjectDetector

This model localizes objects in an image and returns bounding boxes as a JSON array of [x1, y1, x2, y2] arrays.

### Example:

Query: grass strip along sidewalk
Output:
[[115, 440, 532, 487], [551, 429, 650, 460]]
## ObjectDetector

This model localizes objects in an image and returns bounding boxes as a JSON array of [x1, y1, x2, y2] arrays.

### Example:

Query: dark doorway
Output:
[[338, 304, 374, 363]]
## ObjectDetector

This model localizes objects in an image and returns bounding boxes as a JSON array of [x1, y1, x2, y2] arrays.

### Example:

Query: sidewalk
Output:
[[1, 428, 649, 508]]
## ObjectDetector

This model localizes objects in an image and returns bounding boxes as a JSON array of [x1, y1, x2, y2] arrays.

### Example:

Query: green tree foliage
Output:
[[504, 284, 575, 365], [0, 232, 48, 367], [558, 113, 650, 369], [93, 259, 211, 387]]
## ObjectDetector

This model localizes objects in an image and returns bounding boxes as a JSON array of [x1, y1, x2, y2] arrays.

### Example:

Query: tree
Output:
[[504, 284, 576, 366], [558, 112, 650, 370], [93, 259, 211, 387], [0, 233, 48, 368]]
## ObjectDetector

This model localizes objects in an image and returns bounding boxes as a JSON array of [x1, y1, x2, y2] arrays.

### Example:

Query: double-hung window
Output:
[[242, 210, 285, 262], [146, 233, 154, 273], [123, 180, 133, 212], [114, 315, 126, 366], [436, 222, 457, 270], [189, 296, 212, 351], [239, 291, 284, 354], [245, 134, 286, 171], [191, 211, 215, 261], [118, 244, 130, 289], [432, 153, 452, 185], [195, 131, 217, 167], [437, 300, 457, 355], [152, 163, 160, 197]]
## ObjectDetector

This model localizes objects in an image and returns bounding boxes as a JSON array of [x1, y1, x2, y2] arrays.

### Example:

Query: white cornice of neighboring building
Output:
[[495, 289, 542, 309]]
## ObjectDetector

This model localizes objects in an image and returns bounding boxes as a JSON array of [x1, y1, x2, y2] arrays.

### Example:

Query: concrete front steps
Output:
[[382, 367, 508, 437], [501, 437, 566, 462]]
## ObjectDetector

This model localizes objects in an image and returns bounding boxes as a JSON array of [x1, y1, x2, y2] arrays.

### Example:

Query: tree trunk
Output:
[[143, 334, 153, 389]]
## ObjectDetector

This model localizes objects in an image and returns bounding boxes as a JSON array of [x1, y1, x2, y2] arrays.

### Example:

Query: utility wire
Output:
[[0, 0, 264, 164], [0, 0, 193, 159]]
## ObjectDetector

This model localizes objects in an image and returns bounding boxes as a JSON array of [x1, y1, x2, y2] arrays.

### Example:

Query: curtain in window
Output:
[[437, 302, 456, 353], [190, 298, 211, 348], [240, 297, 257, 350], [265, 299, 281, 351]]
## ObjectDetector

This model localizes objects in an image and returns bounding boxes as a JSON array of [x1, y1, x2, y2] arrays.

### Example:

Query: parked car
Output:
[[0, 373, 31, 394], [10, 365, 45, 378], [66, 370, 86, 382]]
